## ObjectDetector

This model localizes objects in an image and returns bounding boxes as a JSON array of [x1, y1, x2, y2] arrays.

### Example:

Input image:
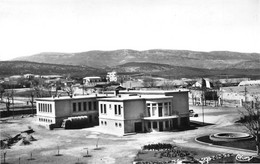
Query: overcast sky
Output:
[[0, 0, 259, 60]]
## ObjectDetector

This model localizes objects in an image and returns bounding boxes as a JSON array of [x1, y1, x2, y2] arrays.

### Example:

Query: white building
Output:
[[98, 90, 190, 135], [83, 76, 103, 86], [35, 90, 190, 135], [107, 71, 118, 82], [36, 95, 103, 129]]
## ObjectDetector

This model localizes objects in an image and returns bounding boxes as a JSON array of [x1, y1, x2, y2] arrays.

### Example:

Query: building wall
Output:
[[36, 97, 99, 128], [36, 101, 55, 125], [124, 100, 145, 120], [99, 118, 125, 135], [166, 92, 189, 116], [124, 100, 145, 133], [98, 100, 125, 135]]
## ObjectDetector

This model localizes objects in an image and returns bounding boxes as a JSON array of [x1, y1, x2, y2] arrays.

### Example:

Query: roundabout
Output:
[[209, 132, 253, 142]]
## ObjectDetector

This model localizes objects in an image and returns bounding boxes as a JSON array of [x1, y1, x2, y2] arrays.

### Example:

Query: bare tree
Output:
[[240, 98, 260, 155], [0, 85, 4, 102], [160, 81, 176, 90], [63, 85, 75, 97], [142, 78, 157, 88]]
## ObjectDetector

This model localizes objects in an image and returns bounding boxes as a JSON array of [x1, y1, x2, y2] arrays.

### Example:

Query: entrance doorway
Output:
[[134, 122, 143, 132]]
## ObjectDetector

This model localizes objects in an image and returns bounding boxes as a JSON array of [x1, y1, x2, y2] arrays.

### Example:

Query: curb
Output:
[[194, 136, 257, 154]]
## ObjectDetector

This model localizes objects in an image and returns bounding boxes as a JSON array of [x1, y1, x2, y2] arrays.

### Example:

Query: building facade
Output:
[[36, 90, 190, 135], [83, 76, 103, 86], [98, 90, 190, 135], [36, 95, 102, 129]]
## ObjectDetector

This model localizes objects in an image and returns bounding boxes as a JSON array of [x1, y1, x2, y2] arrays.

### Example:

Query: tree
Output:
[[0, 85, 5, 101], [160, 81, 176, 90], [240, 99, 260, 155], [142, 78, 157, 88], [63, 85, 74, 97]]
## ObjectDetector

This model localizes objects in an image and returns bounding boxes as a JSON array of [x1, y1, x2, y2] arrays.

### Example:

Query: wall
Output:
[[165, 92, 189, 116]]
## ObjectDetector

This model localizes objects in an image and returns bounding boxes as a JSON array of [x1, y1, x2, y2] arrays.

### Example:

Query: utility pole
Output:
[[30, 92, 34, 115], [12, 87, 14, 119], [201, 78, 206, 125]]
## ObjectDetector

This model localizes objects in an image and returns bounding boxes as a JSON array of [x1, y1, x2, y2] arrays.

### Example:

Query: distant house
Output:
[[83, 76, 103, 86], [219, 78, 250, 87], [238, 80, 260, 87], [41, 75, 63, 79], [107, 71, 118, 82], [24, 74, 35, 79], [219, 86, 260, 106], [192, 79, 212, 89]]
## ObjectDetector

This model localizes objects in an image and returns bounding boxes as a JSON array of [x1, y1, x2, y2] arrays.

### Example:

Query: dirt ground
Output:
[[0, 105, 256, 164]]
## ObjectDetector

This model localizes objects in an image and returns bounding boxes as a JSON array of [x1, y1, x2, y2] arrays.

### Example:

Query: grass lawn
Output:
[[196, 135, 257, 151]]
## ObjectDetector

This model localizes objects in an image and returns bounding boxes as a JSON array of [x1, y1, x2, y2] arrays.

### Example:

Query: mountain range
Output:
[[3, 49, 260, 79], [13, 49, 260, 69]]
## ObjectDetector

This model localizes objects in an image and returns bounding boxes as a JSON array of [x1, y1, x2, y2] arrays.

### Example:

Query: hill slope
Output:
[[13, 49, 260, 69], [0, 61, 105, 77], [115, 62, 260, 78]]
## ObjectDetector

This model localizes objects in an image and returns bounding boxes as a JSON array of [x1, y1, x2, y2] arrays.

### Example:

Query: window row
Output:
[[38, 103, 52, 113], [100, 103, 122, 116], [100, 121, 107, 125], [115, 122, 122, 128], [147, 121, 169, 129], [100, 121, 122, 128], [39, 117, 53, 123], [73, 101, 97, 112], [146, 102, 172, 117]]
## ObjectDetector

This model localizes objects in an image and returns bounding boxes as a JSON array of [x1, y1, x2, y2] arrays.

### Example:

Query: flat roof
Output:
[[120, 89, 189, 94], [98, 95, 172, 101], [83, 76, 101, 79], [36, 94, 111, 101]]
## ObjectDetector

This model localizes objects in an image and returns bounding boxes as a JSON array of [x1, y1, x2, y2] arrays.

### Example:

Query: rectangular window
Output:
[[50, 104, 52, 113], [38, 103, 40, 112], [152, 104, 156, 116], [164, 103, 168, 116], [147, 104, 151, 117], [83, 102, 87, 111], [169, 102, 172, 115], [88, 102, 92, 110], [73, 103, 76, 112], [118, 105, 121, 115], [100, 104, 103, 113], [104, 104, 106, 114], [93, 101, 97, 110], [114, 105, 117, 115], [78, 102, 81, 111], [158, 103, 163, 117]]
